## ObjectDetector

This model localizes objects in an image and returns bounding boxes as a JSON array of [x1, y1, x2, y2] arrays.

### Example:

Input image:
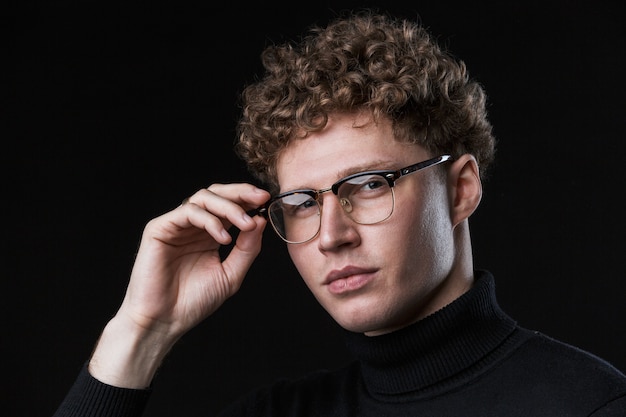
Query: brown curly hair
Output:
[[235, 10, 495, 192]]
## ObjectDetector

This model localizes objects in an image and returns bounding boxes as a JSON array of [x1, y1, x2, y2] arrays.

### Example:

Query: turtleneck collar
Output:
[[342, 270, 517, 398]]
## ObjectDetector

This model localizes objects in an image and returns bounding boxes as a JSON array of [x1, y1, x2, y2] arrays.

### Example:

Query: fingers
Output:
[[175, 183, 270, 245], [142, 182, 270, 249], [184, 184, 269, 220]]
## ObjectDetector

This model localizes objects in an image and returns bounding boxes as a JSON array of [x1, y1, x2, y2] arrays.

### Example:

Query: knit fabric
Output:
[[54, 271, 626, 416]]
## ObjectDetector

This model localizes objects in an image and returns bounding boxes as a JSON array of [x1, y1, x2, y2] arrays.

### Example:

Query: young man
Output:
[[54, 11, 626, 416]]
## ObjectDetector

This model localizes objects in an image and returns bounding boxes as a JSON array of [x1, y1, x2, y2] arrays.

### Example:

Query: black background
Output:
[[6, 1, 626, 416]]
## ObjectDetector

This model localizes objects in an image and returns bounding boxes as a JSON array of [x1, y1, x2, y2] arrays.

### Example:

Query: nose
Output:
[[316, 193, 360, 251]]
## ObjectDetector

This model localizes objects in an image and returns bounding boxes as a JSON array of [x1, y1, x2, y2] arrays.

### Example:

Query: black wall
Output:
[[6, 1, 626, 416]]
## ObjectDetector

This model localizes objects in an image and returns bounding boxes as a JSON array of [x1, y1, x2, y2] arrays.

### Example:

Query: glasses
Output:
[[252, 155, 452, 244]]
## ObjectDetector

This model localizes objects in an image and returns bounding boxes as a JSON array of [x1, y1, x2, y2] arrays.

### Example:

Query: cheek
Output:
[[287, 245, 316, 285], [395, 189, 455, 272]]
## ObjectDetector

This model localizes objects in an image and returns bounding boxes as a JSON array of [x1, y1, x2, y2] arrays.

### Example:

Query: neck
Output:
[[419, 220, 476, 322], [343, 271, 518, 398]]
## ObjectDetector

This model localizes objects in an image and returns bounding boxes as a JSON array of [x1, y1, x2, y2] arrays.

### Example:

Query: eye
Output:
[[361, 178, 386, 191], [279, 193, 318, 217], [341, 174, 389, 199], [296, 199, 317, 210]]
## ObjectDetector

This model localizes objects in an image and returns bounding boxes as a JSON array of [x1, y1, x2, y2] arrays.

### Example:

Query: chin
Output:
[[331, 303, 415, 335], [321, 294, 401, 334], [332, 309, 388, 334]]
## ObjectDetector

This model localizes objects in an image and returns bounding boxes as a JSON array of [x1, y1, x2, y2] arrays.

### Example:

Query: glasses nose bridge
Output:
[[316, 185, 335, 197], [314, 185, 337, 206]]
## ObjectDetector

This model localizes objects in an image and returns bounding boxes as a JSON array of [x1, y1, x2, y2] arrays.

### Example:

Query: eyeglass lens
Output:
[[268, 173, 394, 243]]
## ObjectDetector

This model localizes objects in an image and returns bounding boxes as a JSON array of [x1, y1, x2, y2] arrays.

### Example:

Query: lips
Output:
[[324, 266, 377, 294]]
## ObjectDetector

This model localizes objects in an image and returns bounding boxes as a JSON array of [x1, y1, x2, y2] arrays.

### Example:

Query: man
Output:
[[54, 10, 626, 416]]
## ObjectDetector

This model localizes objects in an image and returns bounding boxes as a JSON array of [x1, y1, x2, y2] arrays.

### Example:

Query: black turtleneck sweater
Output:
[[54, 271, 626, 416]]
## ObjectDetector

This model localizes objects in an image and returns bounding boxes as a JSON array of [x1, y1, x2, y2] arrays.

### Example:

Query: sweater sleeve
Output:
[[52, 362, 151, 417]]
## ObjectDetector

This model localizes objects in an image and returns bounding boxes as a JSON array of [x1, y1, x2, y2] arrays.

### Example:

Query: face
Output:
[[276, 113, 468, 335]]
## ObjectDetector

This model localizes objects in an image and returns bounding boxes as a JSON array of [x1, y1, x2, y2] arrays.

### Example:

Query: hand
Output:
[[89, 183, 270, 388], [121, 183, 270, 338]]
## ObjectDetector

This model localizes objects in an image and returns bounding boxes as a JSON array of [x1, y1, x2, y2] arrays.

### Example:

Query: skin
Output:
[[87, 111, 482, 389], [278, 113, 481, 335]]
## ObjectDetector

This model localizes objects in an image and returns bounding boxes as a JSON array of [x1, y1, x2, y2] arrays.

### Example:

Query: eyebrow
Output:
[[336, 159, 398, 178]]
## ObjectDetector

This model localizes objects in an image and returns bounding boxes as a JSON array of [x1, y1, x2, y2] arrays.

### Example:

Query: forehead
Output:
[[276, 114, 426, 192]]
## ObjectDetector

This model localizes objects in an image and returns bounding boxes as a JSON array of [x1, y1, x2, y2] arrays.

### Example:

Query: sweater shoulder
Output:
[[488, 327, 626, 414], [516, 328, 626, 382]]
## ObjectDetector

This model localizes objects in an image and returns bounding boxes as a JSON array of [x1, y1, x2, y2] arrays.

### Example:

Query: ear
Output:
[[447, 154, 482, 227]]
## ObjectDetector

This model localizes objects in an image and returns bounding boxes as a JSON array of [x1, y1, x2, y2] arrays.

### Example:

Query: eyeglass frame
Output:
[[250, 154, 453, 244]]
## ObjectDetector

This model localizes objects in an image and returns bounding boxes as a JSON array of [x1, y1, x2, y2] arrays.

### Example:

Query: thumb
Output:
[[221, 217, 267, 293]]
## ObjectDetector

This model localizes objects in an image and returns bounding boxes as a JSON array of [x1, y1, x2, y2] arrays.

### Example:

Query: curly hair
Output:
[[235, 10, 495, 191]]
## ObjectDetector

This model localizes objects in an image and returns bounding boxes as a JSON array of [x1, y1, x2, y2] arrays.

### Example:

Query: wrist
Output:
[[88, 314, 178, 389]]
